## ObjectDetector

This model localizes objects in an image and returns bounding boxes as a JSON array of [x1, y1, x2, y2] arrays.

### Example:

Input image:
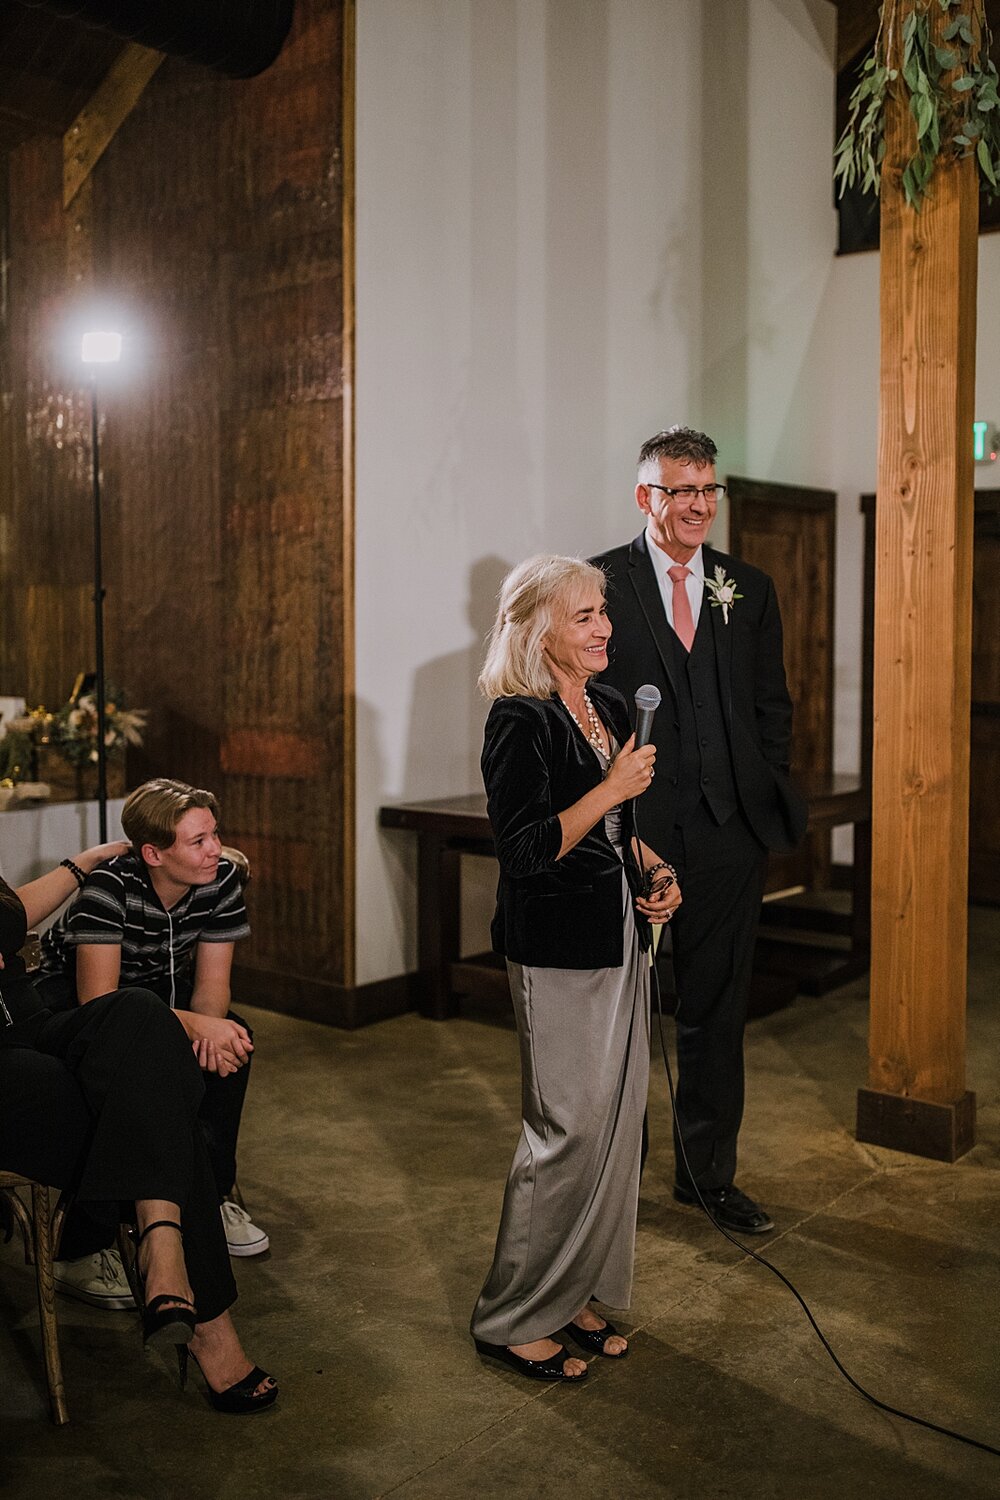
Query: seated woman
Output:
[[0, 848, 277, 1414], [36, 779, 267, 1263], [470, 555, 681, 1382]]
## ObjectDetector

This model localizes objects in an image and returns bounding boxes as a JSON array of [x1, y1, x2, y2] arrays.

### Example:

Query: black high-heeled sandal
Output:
[[178, 1347, 279, 1414], [136, 1220, 197, 1350]]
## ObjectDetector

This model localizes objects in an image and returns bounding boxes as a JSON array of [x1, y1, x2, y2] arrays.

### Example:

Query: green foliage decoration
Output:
[[0, 727, 33, 785], [834, 0, 1000, 210]]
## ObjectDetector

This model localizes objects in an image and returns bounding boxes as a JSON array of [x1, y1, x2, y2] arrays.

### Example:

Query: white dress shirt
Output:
[[644, 529, 705, 634]]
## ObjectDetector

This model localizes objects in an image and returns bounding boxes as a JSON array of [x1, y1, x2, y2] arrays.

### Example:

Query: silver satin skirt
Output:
[[470, 866, 650, 1345]]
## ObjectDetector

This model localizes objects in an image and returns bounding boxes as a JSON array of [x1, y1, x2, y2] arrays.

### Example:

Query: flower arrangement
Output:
[[0, 724, 34, 786], [50, 689, 147, 769], [7, 687, 146, 773]]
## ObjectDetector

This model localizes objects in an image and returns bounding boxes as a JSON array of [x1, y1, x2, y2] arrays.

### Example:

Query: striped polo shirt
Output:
[[40, 852, 250, 993]]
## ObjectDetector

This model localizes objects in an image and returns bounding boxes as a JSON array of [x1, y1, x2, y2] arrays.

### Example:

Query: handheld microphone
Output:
[[633, 684, 661, 749]]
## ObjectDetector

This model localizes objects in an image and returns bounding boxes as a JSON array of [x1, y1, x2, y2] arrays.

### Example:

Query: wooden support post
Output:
[[63, 44, 163, 210], [858, 0, 978, 1161]]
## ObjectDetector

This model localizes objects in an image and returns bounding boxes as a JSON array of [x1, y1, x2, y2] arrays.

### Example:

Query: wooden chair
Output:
[[2, 929, 70, 1421], [0, 1173, 68, 1424]]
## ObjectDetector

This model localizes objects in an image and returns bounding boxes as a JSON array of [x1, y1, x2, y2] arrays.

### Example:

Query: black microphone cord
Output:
[[632, 829, 1000, 1461]]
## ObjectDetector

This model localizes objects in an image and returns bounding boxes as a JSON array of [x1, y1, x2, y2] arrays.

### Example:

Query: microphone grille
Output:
[[634, 684, 661, 711]]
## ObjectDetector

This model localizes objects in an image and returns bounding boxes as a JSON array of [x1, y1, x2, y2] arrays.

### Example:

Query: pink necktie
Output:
[[668, 565, 695, 651]]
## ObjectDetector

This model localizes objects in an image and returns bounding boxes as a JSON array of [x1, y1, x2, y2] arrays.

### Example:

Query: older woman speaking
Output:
[[471, 554, 680, 1382]]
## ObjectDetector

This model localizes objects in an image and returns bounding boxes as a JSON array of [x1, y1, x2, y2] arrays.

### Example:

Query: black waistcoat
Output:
[[664, 611, 739, 827]]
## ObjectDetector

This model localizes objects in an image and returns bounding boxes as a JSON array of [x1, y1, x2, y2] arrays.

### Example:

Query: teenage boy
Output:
[[39, 778, 268, 1308]]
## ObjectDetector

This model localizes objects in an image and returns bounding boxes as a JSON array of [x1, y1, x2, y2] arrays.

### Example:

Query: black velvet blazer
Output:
[[482, 683, 650, 970]]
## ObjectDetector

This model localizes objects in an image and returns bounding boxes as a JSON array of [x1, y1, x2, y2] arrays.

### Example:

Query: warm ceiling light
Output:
[[81, 331, 122, 364]]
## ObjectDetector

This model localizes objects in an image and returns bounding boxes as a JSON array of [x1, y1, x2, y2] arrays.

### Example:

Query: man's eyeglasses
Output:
[[647, 483, 726, 502]]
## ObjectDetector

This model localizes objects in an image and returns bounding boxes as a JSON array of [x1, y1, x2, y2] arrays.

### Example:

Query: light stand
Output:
[[81, 330, 122, 841]]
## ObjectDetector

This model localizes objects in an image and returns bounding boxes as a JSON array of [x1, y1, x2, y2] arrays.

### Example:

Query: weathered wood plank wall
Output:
[[0, 0, 361, 1019]]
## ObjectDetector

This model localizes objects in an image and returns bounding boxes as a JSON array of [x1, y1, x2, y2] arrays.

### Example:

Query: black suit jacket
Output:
[[483, 683, 650, 969], [592, 533, 807, 854]]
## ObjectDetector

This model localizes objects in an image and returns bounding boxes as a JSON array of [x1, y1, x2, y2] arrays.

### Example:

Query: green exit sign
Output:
[[974, 421, 996, 463]]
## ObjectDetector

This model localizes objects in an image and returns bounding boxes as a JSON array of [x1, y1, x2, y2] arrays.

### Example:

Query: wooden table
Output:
[[379, 795, 494, 1020], [380, 775, 871, 1020], [755, 773, 872, 998]]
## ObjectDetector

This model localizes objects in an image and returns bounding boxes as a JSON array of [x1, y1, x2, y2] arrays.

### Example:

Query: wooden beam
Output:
[[858, 0, 979, 1160], [341, 0, 358, 990], [66, 174, 93, 290], [63, 44, 163, 209]]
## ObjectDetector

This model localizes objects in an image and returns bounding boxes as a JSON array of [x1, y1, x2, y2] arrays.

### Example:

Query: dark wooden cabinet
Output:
[[862, 489, 1000, 906], [727, 478, 871, 1000], [728, 475, 837, 895]]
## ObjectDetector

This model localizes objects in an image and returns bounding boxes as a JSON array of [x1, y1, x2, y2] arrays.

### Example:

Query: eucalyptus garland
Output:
[[834, 0, 1000, 210]]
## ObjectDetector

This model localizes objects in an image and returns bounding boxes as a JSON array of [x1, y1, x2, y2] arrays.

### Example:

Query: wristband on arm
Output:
[[644, 861, 677, 896]]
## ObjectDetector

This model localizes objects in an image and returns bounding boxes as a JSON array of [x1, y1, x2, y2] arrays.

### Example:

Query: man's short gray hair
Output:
[[637, 426, 718, 477]]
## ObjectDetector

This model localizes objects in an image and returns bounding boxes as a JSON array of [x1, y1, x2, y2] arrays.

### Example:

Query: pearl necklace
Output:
[[562, 691, 606, 754]]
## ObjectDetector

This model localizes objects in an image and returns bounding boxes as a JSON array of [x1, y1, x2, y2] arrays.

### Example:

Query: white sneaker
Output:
[[53, 1247, 135, 1310], [221, 1199, 269, 1257]]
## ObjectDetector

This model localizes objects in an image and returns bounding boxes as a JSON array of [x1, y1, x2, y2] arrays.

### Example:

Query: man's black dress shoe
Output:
[[673, 1183, 775, 1234]]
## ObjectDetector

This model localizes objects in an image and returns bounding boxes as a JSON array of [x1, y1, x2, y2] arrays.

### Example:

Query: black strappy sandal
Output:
[[180, 1349, 279, 1414], [136, 1220, 197, 1350]]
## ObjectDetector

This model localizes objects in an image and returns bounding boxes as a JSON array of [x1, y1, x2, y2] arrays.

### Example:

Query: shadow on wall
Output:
[[402, 555, 512, 801], [362, 557, 511, 977]]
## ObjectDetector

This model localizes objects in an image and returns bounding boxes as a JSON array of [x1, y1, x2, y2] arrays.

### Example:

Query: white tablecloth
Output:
[[0, 800, 125, 927]]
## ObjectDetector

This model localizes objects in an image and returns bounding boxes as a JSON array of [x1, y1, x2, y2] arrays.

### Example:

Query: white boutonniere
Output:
[[704, 565, 743, 624]]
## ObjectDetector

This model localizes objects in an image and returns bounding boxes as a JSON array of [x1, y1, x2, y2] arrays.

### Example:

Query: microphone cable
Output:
[[632, 829, 1000, 1461]]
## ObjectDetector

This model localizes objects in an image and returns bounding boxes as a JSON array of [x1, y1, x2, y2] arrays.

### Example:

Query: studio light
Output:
[[82, 328, 122, 839], [81, 330, 123, 365]]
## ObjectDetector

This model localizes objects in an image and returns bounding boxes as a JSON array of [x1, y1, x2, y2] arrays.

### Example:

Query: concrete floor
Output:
[[3, 912, 999, 1499]]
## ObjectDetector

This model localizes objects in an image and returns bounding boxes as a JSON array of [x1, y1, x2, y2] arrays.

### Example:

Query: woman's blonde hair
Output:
[[478, 554, 607, 700]]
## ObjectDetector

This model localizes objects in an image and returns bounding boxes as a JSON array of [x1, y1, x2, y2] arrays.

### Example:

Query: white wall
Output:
[[355, 0, 706, 983], [355, 0, 1000, 987]]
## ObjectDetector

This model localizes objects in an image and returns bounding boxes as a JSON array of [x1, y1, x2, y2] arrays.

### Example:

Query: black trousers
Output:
[[35, 971, 252, 1210], [171, 976, 253, 1202], [0, 989, 237, 1322], [661, 799, 768, 1193]]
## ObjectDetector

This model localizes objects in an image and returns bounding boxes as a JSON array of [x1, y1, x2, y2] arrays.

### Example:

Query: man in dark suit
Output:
[[593, 426, 806, 1233]]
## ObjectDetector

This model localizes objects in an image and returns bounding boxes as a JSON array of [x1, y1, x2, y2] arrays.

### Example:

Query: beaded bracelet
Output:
[[644, 860, 677, 891], [60, 858, 86, 888]]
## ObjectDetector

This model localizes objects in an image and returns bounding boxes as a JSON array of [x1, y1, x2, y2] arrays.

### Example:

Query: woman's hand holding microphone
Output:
[[606, 734, 683, 926], [604, 732, 656, 801]]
